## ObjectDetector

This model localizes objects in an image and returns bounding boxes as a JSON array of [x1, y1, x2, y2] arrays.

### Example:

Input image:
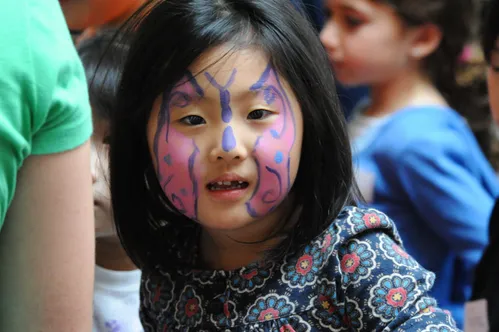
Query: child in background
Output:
[[77, 31, 143, 332], [320, 0, 499, 327], [471, 0, 499, 329], [110, 0, 459, 330]]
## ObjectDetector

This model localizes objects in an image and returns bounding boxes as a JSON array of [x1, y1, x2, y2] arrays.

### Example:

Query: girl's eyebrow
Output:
[[171, 77, 280, 104], [172, 72, 205, 95], [340, 3, 359, 11], [230, 84, 277, 101]]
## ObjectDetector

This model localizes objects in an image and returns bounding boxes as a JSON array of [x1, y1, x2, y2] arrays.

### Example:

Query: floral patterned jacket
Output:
[[139, 207, 459, 331]]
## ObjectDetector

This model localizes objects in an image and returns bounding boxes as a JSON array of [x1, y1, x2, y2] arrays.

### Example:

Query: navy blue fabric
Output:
[[139, 207, 461, 331]]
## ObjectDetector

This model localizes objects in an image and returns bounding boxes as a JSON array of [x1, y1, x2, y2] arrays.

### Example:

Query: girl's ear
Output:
[[407, 23, 443, 60]]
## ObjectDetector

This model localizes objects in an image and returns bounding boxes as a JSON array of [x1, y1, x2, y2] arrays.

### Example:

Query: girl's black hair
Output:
[[110, 0, 357, 270], [482, 0, 499, 62], [77, 29, 128, 120], [375, 0, 477, 116]]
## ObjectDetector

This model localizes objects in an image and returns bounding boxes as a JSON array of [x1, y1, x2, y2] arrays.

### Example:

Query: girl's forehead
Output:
[[182, 47, 274, 93]]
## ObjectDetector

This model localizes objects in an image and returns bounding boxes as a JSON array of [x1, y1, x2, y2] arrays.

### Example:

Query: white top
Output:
[[348, 113, 390, 142], [348, 107, 391, 204], [93, 265, 143, 332]]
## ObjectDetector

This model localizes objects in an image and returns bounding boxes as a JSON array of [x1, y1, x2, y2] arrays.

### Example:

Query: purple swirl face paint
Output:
[[222, 126, 236, 152], [205, 69, 237, 152], [245, 63, 297, 217], [153, 73, 204, 220]]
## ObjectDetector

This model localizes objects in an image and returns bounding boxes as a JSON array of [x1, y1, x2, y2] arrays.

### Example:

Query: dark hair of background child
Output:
[[77, 29, 127, 120], [109, 0, 359, 270]]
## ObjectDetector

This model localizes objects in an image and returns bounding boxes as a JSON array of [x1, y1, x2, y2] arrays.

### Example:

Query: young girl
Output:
[[110, 0, 459, 330], [320, 0, 499, 327]]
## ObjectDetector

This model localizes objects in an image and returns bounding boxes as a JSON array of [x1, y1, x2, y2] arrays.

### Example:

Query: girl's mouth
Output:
[[207, 180, 249, 191], [205, 174, 251, 202]]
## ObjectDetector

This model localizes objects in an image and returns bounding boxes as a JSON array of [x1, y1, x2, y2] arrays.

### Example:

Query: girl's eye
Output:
[[179, 115, 206, 126], [345, 16, 363, 28], [247, 109, 273, 120]]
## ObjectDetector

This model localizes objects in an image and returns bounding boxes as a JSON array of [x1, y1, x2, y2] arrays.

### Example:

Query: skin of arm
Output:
[[0, 141, 95, 331]]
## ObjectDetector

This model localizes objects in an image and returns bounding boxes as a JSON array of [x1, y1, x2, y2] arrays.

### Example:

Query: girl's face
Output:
[[147, 47, 304, 231], [320, 0, 414, 86], [488, 37, 499, 123]]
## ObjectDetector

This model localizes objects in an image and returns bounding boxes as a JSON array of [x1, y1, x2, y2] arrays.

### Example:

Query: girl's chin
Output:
[[196, 212, 256, 232], [336, 78, 369, 88], [334, 73, 362, 86], [332, 67, 368, 87]]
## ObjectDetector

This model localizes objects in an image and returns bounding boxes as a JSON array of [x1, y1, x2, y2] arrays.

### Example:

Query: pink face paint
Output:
[[245, 64, 297, 217], [153, 73, 204, 219]]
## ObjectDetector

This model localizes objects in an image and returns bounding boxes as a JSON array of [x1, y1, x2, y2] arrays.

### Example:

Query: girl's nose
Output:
[[209, 126, 248, 163], [320, 19, 340, 54]]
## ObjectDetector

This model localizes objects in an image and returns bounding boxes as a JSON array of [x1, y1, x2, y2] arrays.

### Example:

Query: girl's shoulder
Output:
[[380, 105, 468, 139], [365, 105, 479, 159], [303, 206, 406, 271], [389, 104, 464, 127], [322, 205, 404, 249]]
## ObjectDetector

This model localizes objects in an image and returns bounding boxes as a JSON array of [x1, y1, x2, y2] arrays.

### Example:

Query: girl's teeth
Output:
[[211, 184, 244, 191], [208, 180, 248, 191]]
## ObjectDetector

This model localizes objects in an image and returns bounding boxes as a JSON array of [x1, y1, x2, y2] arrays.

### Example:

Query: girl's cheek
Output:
[[245, 65, 297, 218], [156, 126, 201, 220]]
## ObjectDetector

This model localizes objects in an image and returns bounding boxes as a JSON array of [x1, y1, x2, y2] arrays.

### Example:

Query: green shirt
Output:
[[0, 0, 92, 228]]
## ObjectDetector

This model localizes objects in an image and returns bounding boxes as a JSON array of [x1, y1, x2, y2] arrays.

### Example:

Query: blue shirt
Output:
[[351, 105, 499, 327], [139, 207, 459, 331]]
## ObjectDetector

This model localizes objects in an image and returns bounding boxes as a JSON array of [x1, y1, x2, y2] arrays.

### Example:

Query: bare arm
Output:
[[0, 141, 94, 331]]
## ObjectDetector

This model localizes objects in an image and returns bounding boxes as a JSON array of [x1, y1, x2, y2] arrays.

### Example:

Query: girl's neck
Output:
[[95, 238, 137, 271], [366, 68, 447, 117], [199, 199, 295, 271]]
